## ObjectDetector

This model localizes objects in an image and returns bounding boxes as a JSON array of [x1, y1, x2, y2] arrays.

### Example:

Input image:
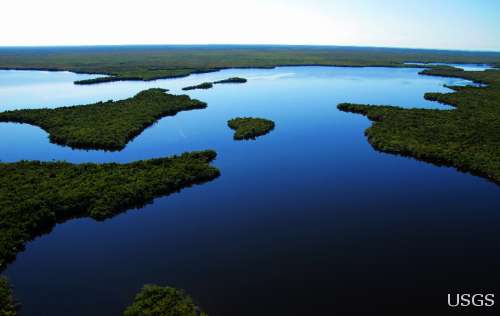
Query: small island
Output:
[[0, 88, 207, 151], [228, 117, 275, 140], [0, 278, 208, 316], [124, 285, 207, 316], [74, 76, 140, 85], [182, 77, 247, 91], [182, 82, 213, 91], [0, 150, 220, 269], [213, 77, 247, 84]]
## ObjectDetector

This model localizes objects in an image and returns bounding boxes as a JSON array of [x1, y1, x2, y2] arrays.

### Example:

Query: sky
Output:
[[1, 0, 499, 51]]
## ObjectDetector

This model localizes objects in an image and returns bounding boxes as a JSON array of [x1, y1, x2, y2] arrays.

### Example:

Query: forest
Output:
[[228, 117, 275, 140], [0, 88, 207, 151], [0, 276, 16, 316], [338, 67, 500, 185], [0, 45, 499, 84], [124, 285, 207, 316], [0, 150, 220, 271]]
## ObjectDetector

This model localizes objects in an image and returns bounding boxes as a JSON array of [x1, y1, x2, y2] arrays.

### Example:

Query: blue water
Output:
[[2, 67, 500, 315], [403, 62, 493, 71], [0, 67, 463, 163]]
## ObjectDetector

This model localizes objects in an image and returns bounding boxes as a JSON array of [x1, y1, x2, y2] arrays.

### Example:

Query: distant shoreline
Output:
[[1, 63, 491, 86], [0, 45, 498, 84]]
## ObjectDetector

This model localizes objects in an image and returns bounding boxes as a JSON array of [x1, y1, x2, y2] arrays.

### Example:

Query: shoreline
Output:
[[1, 63, 488, 86]]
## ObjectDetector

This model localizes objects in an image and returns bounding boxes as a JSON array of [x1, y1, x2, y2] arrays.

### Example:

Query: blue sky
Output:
[[1, 0, 499, 50]]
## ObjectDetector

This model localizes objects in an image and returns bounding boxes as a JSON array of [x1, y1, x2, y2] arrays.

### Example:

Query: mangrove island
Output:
[[182, 82, 214, 91], [182, 77, 247, 91], [228, 117, 275, 140], [213, 77, 247, 84], [124, 285, 207, 316]]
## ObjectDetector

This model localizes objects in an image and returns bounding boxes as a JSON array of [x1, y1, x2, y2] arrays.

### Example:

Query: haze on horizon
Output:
[[1, 0, 499, 51]]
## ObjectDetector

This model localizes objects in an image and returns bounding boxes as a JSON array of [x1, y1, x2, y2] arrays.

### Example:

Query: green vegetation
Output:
[[0, 277, 16, 316], [74, 69, 216, 85], [0, 88, 206, 151], [0, 150, 219, 269], [1, 45, 499, 84], [338, 67, 500, 185], [228, 117, 275, 140], [182, 82, 213, 91], [124, 285, 207, 316], [213, 77, 247, 84], [1, 46, 500, 315], [183, 77, 248, 91]]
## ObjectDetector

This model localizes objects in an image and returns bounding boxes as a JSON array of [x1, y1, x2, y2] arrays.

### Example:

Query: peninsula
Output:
[[0, 150, 220, 269], [338, 67, 500, 185], [0, 89, 207, 151]]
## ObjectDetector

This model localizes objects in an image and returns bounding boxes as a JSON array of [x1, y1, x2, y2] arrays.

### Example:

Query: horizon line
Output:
[[0, 43, 499, 54]]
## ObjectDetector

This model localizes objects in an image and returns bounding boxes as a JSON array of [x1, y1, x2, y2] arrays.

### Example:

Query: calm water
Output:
[[403, 62, 493, 71], [1, 66, 500, 315]]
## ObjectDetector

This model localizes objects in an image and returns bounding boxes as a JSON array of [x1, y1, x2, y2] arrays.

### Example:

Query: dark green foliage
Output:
[[75, 76, 141, 85], [338, 67, 500, 185], [0, 150, 220, 269], [183, 77, 248, 91], [1, 45, 499, 84], [74, 69, 217, 85], [0, 89, 207, 151], [0, 277, 16, 316], [124, 285, 207, 316], [213, 77, 247, 84], [228, 117, 275, 140], [182, 82, 213, 91]]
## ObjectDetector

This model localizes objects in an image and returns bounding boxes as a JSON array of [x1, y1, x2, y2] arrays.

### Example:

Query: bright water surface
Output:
[[403, 62, 493, 71], [1, 65, 500, 315]]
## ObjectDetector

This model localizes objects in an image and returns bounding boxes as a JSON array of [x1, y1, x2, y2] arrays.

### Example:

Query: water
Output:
[[1, 66, 500, 315], [403, 62, 493, 71]]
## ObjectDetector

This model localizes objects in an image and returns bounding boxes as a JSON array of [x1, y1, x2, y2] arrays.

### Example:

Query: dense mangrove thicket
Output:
[[1, 46, 499, 84], [213, 77, 247, 84], [0, 89, 207, 151], [0, 150, 220, 270], [182, 82, 213, 91], [228, 117, 275, 140], [0, 277, 16, 316], [124, 285, 207, 316], [338, 67, 500, 184]]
